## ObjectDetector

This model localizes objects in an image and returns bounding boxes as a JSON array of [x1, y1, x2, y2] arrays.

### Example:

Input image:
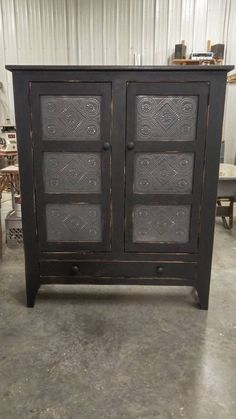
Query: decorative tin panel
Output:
[[136, 96, 198, 141], [43, 152, 101, 193], [41, 96, 101, 140], [134, 153, 194, 194], [133, 205, 191, 243], [46, 204, 102, 242]]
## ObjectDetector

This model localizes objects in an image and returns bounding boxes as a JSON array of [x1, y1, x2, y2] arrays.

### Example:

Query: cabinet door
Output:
[[30, 82, 111, 252], [125, 82, 209, 252]]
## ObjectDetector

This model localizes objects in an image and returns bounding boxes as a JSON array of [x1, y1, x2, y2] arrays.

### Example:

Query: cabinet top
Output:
[[6, 64, 234, 72]]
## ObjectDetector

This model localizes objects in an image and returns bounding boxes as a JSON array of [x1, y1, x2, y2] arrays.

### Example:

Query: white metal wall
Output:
[[0, 0, 235, 161]]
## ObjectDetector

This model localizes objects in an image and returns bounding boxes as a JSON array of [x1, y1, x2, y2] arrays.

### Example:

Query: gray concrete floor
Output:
[[0, 193, 236, 419]]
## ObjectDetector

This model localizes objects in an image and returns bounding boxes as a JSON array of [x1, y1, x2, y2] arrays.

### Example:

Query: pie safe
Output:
[[6, 65, 233, 308]]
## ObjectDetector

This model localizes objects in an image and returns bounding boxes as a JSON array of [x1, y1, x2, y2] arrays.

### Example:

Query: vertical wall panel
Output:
[[27, 0, 43, 64], [90, 0, 103, 64], [206, 0, 229, 43], [0, 0, 18, 122], [141, 0, 155, 64], [167, 0, 182, 63], [1, 0, 18, 64], [14, 0, 30, 64], [192, 0, 208, 51], [116, 0, 130, 64], [223, 0, 236, 163], [66, 0, 78, 64], [77, 0, 91, 64], [39, 0, 56, 64], [53, 0, 68, 63], [0, 0, 235, 161], [129, 0, 143, 64], [180, 0, 195, 55], [0, 0, 9, 124], [103, 0, 117, 64], [153, 0, 169, 64]]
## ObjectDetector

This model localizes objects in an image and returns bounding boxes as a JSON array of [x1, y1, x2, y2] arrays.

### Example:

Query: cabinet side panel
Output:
[[12, 73, 40, 306], [197, 73, 228, 309]]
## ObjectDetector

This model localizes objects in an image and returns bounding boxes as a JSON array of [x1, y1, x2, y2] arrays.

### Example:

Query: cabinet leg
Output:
[[26, 281, 39, 308], [196, 286, 209, 310]]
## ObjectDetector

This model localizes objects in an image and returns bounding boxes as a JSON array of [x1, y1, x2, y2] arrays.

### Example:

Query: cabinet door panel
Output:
[[125, 82, 209, 253], [41, 96, 101, 141], [133, 205, 191, 243], [31, 82, 111, 252], [134, 153, 194, 194], [46, 204, 102, 242], [136, 95, 198, 141], [43, 152, 101, 193]]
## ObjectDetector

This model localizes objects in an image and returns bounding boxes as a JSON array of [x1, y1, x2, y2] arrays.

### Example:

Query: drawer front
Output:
[[40, 260, 197, 280]]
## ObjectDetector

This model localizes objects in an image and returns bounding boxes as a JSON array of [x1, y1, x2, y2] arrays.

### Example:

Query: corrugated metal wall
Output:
[[0, 0, 235, 161]]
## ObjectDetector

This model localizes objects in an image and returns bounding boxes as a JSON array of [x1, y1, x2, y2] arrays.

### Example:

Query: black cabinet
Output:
[[7, 65, 233, 308]]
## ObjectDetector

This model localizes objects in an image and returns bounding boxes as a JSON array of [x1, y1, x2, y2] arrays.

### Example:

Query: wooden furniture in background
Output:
[[217, 163, 236, 229], [227, 73, 236, 83], [172, 39, 224, 66], [0, 165, 20, 257], [172, 59, 223, 65], [7, 64, 233, 308], [0, 165, 20, 208], [0, 151, 18, 166]]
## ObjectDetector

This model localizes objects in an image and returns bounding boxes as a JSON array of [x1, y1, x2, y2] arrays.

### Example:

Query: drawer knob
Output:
[[127, 141, 135, 150], [71, 265, 80, 274], [103, 142, 110, 150], [156, 266, 164, 275]]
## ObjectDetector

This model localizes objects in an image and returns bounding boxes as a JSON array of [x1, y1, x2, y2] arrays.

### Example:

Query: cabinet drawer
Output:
[[40, 260, 197, 280]]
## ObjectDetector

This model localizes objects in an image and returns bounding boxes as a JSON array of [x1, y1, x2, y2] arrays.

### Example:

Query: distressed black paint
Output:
[[7, 65, 233, 309]]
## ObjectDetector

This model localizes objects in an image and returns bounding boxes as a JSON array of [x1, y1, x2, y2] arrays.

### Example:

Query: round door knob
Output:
[[156, 266, 164, 275], [71, 265, 80, 274], [127, 141, 135, 150], [103, 142, 110, 150]]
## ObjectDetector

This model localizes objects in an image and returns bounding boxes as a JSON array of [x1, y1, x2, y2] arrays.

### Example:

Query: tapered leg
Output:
[[196, 284, 210, 310], [26, 277, 40, 307]]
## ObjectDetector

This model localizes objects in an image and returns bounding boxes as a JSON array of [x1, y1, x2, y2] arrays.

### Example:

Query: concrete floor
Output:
[[0, 193, 236, 419]]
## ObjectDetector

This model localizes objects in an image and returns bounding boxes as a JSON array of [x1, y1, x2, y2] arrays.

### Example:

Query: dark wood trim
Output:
[[6, 64, 234, 72], [12, 73, 40, 307], [39, 252, 200, 262], [7, 69, 233, 86], [125, 81, 209, 254], [128, 142, 197, 152], [40, 194, 101, 204], [131, 195, 193, 205], [196, 73, 228, 309], [110, 79, 126, 252], [40, 277, 196, 287], [30, 81, 112, 253], [42, 142, 103, 152]]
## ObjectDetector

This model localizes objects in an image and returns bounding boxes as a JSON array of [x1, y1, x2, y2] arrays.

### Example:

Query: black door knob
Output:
[[103, 142, 110, 150], [127, 141, 135, 150], [156, 266, 164, 275], [71, 265, 80, 274]]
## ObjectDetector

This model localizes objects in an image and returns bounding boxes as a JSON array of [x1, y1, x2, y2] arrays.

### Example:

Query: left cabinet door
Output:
[[30, 82, 112, 252]]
